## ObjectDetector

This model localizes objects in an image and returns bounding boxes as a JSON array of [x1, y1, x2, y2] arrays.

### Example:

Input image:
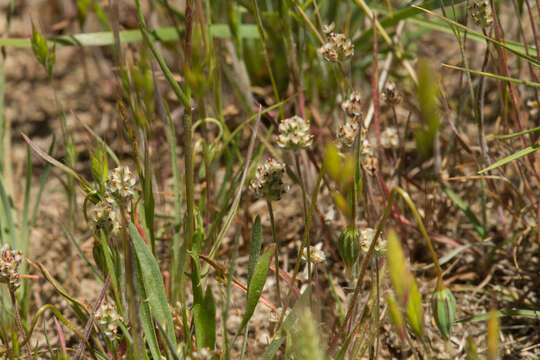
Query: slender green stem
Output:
[[267, 200, 281, 308]]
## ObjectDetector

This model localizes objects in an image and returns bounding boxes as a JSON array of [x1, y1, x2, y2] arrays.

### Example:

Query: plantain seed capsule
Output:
[[338, 228, 360, 269]]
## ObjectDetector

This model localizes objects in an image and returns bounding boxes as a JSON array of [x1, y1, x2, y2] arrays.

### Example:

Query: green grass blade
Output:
[[129, 223, 177, 350], [479, 143, 540, 173], [443, 64, 540, 88], [0, 24, 259, 48], [457, 309, 540, 323], [488, 126, 540, 140], [413, 6, 540, 66]]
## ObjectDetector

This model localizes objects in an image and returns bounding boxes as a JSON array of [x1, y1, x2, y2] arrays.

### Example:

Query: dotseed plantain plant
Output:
[[0, 0, 539, 359]]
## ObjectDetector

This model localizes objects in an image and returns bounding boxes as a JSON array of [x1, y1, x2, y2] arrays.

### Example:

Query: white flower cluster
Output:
[[337, 117, 361, 148], [337, 92, 363, 150], [0, 244, 23, 291], [95, 301, 123, 341], [318, 23, 354, 63], [341, 91, 362, 118], [277, 115, 314, 150], [301, 243, 326, 264], [106, 166, 137, 203], [470, 0, 493, 27], [381, 127, 399, 149], [90, 166, 137, 233], [358, 228, 387, 256], [250, 158, 288, 201]]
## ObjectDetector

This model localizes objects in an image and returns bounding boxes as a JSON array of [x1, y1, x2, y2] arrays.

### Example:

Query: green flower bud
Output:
[[431, 286, 456, 339], [338, 228, 360, 268]]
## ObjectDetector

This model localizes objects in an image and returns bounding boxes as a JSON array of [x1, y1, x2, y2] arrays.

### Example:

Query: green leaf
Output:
[[439, 183, 486, 238], [247, 216, 262, 283], [193, 285, 217, 350], [479, 143, 540, 173], [129, 223, 177, 350], [236, 245, 274, 338]]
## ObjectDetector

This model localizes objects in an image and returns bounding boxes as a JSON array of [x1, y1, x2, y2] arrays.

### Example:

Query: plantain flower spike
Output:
[[277, 115, 314, 150], [250, 158, 289, 201], [0, 244, 23, 292]]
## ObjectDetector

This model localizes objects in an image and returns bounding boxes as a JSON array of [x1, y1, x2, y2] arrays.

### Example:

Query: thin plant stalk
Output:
[[266, 200, 281, 307], [9, 290, 32, 357], [294, 152, 311, 304]]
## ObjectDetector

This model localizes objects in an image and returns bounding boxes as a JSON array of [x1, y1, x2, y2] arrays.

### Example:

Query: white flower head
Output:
[[95, 301, 123, 341], [337, 117, 361, 149], [359, 228, 386, 256], [301, 243, 326, 264], [381, 127, 399, 148], [277, 115, 314, 150], [250, 158, 288, 201], [0, 244, 23, 291], [106, 166, 137, 202], [341, 91, 362, 118], [318, 31, 354, 63]]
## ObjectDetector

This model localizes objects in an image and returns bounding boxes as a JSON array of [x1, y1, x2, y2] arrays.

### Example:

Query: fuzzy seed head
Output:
[[277, 115, 314, 150], [250, 158, 288, 201], [0, 244, 23, 291]]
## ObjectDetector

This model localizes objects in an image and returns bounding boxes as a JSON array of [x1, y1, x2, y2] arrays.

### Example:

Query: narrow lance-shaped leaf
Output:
[[236, 246, 274, 338], [129, 223, 177, 349]]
